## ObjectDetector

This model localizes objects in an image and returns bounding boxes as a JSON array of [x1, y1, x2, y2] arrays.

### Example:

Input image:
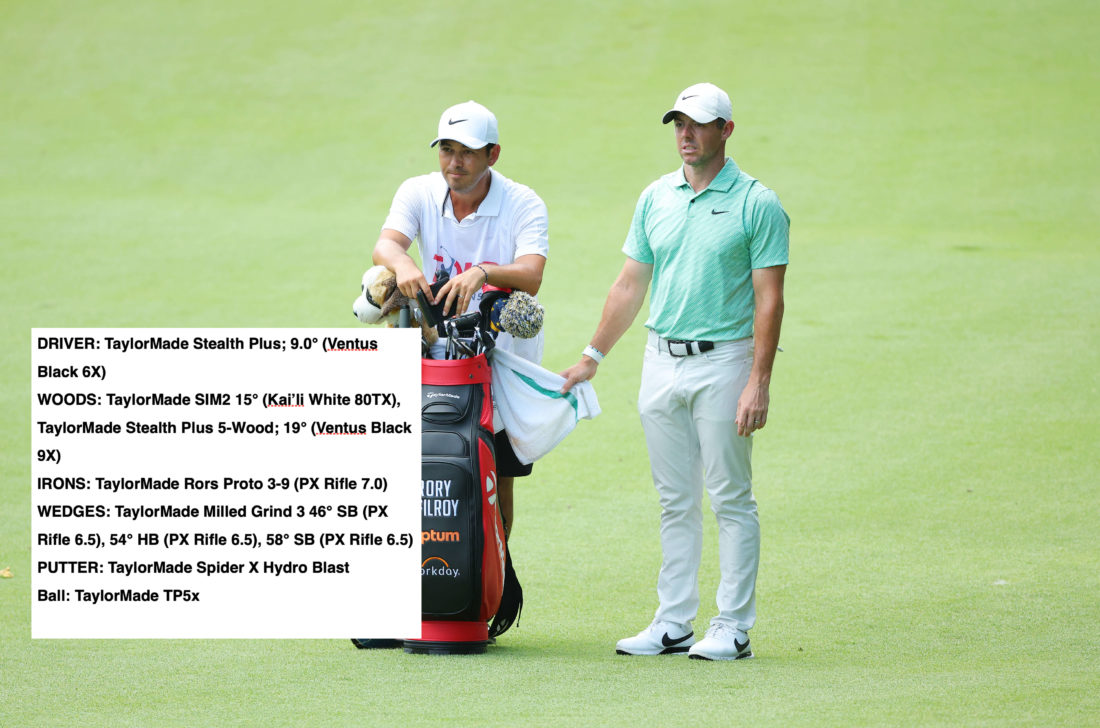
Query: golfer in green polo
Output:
[[561, 82, 789, 660]]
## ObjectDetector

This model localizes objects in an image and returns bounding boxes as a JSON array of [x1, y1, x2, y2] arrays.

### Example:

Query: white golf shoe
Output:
[[687, 623, 753, 660], [615, 621, 694, 655]]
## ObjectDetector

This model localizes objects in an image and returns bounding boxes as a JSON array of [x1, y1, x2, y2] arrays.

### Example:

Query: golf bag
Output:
[[404, 354, 507, 655]]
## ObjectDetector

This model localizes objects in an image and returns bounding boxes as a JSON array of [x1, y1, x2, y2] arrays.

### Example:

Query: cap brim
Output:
[[662, 108, 720, 124], [430, 136, 492, 149]]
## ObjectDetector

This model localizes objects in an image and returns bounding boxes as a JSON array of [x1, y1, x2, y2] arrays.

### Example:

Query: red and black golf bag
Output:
[[403, 355, 507, 654], [351, 275, 525, 655]]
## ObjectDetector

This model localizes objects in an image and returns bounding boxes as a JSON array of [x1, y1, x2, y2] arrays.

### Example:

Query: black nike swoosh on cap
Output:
[[681, 94, 699, 100], [711, 210, 730, 215], [661, 632, 692, 647], [447, 118, 467, 125]]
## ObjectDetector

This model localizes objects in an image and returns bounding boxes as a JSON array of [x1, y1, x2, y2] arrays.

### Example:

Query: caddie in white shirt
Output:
[[372, 100, 549, 539]]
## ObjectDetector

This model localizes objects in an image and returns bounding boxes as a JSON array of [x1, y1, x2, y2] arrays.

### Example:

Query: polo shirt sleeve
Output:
[[747, 188, 790, 269], [622, 186, 654, 264], [512, 191, 550, 259], [381, 177, 423, 242]]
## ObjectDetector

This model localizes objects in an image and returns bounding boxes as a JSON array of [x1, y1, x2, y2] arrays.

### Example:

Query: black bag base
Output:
[[350, 638, 403, 649], [403, 619, 491, 655]]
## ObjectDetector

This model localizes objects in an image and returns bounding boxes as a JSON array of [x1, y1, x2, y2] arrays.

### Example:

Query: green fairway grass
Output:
[[2, 1, 1097, 725]]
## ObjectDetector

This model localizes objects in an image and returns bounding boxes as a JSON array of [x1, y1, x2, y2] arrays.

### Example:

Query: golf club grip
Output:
[[417, 291, 439, 327], [449, 312, 482, 334]]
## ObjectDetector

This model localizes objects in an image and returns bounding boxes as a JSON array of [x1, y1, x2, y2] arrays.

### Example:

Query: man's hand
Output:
[[374, 231, 433, 303], [558, 259, 652, 394], [559, 357, 599, 394], [393, 258, 433, 302], [735, 380, 769, 437], [436, 266, 488, 316]]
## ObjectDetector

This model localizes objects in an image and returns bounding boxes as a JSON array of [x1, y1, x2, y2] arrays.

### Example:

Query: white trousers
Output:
[[638, 330, 759, 633]]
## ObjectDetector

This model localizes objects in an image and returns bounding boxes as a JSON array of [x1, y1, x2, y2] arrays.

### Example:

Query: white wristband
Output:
[[583, 345, 605, 364]]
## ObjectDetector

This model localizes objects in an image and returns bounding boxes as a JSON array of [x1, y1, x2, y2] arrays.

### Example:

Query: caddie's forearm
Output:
[[749, 296, 783, 385], [477, 256, 545, 296], [371, 239, 412, 270]]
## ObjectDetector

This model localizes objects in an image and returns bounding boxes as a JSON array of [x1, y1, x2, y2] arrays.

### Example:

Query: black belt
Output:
[[662, 339, 715, 357]]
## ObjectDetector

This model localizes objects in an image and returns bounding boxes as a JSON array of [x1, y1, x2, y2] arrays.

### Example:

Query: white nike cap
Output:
[[662, 83, 732, 125], [430, 100, 499, 149]]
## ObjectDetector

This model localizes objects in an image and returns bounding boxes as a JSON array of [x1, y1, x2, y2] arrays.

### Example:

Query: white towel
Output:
[[489, 348, 601, 465]]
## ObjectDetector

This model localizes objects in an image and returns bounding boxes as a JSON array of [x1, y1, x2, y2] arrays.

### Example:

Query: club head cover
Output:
[[375, 276, 409, 319], [498, 291, 544, 339], [479, 286, 513, 331], [353, 266, 389, 323]]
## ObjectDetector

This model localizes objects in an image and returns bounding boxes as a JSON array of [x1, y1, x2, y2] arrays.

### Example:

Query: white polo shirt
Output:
[[382, 168, 549, 363]]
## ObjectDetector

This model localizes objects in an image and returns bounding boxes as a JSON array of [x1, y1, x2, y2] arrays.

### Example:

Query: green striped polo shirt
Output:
[[623, 157, 789, 341]]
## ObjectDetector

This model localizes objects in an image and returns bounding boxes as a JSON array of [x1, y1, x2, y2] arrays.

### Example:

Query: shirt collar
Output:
[[478, 169, 503, 216], [669, 157, 740, 194], [436, 168, 503, 219]]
